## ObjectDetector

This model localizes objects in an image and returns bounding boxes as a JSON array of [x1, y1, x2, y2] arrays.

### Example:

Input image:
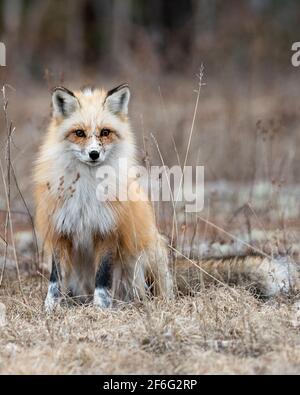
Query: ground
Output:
[[1, 275, 300, 374]]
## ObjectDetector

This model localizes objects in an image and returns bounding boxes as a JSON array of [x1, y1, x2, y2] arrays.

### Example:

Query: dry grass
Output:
[[1, 72, 300, 374], [0, 276, 300, 374]]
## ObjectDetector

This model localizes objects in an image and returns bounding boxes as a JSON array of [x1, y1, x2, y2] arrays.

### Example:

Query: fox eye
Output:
[[74, 129, 86, 138], [100, 128, 111, 137]]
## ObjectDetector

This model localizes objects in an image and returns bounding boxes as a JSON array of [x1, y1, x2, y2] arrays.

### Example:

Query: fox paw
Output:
[[93, 287, 112, 309], [44, 295, 61, 313], [44, 284, 61, 313]]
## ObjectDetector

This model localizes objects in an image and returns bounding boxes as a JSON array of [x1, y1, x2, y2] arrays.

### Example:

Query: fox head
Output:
[[50, 84, 135, 167]]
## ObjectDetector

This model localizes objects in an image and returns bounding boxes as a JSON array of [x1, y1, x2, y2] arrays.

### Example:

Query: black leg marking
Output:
[[49, 256, 61, 285], [93, 253, 112, 308], [44, 255, 61, 312], [95, 254, 112, 289]]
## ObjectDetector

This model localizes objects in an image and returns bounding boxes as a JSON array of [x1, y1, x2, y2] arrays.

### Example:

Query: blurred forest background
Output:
[[0, 0, 300, 178], [0, 0, 299, 78], [0, 0, 300, 257]]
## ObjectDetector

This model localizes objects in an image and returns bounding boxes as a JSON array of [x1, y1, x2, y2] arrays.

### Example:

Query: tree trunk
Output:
[[111, 0, 132, 71]]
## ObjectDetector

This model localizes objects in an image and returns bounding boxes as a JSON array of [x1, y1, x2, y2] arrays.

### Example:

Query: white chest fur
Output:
[[53, 166, 116, 244]]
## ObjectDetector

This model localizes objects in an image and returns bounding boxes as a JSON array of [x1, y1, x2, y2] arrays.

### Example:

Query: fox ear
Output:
[[52, 87, 79, 117], [105, 84, 130, 115]]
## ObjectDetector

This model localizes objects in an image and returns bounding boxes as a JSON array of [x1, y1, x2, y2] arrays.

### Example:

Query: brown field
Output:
[[1, 276, 300, 374], [1, 71, 300, 375]]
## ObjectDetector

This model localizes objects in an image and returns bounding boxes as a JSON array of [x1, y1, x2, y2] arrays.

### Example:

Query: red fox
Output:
[[34, 84, 298, 312], [34, 84, 173, 312]]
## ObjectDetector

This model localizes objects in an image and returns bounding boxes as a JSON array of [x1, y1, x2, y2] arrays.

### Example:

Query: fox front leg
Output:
[[93, 253, 112, 308], [44, 255, 62, 313]]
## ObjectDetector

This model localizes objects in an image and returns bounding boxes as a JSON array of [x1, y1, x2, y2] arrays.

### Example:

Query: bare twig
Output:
[[171, 64, 205, 246], [0, 85, 27, 303]]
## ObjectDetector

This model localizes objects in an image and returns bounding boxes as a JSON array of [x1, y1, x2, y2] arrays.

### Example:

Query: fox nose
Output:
[[89, 150, 100, 161]]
